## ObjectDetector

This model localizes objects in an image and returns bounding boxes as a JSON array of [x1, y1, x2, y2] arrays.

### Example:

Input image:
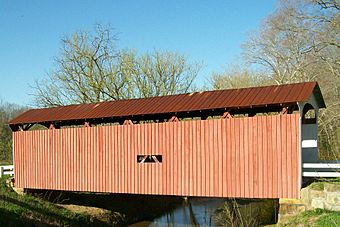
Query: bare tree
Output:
[[242, 0, 340, 158], [32, 25, 201, 107], [135, 51, 199, 97], [210, 64, 273, 90], [312, 0, 340, 10]]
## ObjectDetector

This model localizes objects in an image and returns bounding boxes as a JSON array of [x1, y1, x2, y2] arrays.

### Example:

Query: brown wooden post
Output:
[[222, 111, 233, 119], [23, 124, 30, 131], [13, 124, 33, 131], [49, 123, 55, 130], [123, 119, 133, 125], [169, 116, 179, 122], [280, 106, 288, 115]]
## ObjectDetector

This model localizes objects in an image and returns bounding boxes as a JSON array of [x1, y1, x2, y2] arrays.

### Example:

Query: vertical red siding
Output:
[[13, 114, 301, 198]]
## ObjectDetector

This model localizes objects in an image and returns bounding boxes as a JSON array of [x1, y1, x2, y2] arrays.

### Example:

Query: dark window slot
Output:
[[137, 155, 162, 163]]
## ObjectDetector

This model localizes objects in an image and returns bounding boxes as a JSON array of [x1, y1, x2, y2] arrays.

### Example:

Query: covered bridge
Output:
[[9, 81, 325, 198]]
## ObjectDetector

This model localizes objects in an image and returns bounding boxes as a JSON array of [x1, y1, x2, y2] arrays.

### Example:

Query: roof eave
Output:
[[313, 82, 326, 109]]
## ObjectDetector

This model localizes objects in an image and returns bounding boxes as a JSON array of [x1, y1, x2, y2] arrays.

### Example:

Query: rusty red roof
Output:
[[9, 82, 325, 125]]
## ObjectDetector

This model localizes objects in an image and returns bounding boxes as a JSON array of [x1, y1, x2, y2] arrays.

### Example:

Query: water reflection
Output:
[[131, 198, 225, 227], [130, 197, 278, 227]]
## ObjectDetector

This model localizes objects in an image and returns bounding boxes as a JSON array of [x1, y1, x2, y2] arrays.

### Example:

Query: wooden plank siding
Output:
[[13, 114, 300, 198]]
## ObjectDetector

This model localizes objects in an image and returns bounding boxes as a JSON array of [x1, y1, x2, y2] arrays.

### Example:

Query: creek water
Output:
[[129, 197, 278, 227], [130, 198, 225, 227]]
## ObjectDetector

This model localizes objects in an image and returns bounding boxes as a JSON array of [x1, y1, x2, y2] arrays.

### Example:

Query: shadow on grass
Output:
[[0, 185, 117, 227], [26, 189, 184, 225], [0, 207, 28, 227], [1, 194, 113, 226]]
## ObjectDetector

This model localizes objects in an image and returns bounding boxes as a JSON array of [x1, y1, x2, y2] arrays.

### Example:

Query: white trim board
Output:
[[303, 172, 340, 177], [302, 140, 317, 148], [303, 163, 340, 169]]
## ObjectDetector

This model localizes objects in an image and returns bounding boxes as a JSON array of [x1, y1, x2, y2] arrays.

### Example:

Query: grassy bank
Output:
[[278, 209, 340, 226], [0, 176, 122, 226], [0, 176, 182, 226], [25, 188, 183, 225]]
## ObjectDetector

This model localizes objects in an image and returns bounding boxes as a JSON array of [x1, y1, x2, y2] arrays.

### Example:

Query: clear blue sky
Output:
[[0, 0, 277, 106]]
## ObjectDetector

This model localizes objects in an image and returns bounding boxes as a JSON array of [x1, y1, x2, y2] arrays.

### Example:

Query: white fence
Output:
[[0, 165, 14, 178], [303, 163, 340, 178]]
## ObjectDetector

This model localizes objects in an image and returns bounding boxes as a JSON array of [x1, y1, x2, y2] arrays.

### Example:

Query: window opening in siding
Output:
[[302, 104, 316, 124], [137, 155, 162, 163]]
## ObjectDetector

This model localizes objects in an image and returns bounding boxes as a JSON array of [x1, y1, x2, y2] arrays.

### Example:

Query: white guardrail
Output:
[[0, 165, 14, 178], [303, 163, 340, 178]]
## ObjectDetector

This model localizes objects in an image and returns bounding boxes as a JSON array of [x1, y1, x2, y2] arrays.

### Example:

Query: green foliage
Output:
[[280, 209, 340, 226], [0, 102, 26, 164]]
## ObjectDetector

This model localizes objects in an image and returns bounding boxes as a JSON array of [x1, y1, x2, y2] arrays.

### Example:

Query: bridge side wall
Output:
[[13, 114, 300, 198]]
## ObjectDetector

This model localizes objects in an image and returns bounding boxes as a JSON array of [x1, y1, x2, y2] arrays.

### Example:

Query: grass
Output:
[[309, 178, 340, 191], [26, 188, 183, 225], [0, 176, 121, 226], [0, 176, 182, 226], [279, 209, 340, 227], [0, 161, 12, 165], [280, 179, 340, 226]]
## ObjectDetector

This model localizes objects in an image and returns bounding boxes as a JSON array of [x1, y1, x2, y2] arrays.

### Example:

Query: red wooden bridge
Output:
[[9, 82, 326, 199]]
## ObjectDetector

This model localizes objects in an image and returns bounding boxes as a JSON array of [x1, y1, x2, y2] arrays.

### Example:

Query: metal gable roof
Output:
[[9, 81, 325, 125]]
